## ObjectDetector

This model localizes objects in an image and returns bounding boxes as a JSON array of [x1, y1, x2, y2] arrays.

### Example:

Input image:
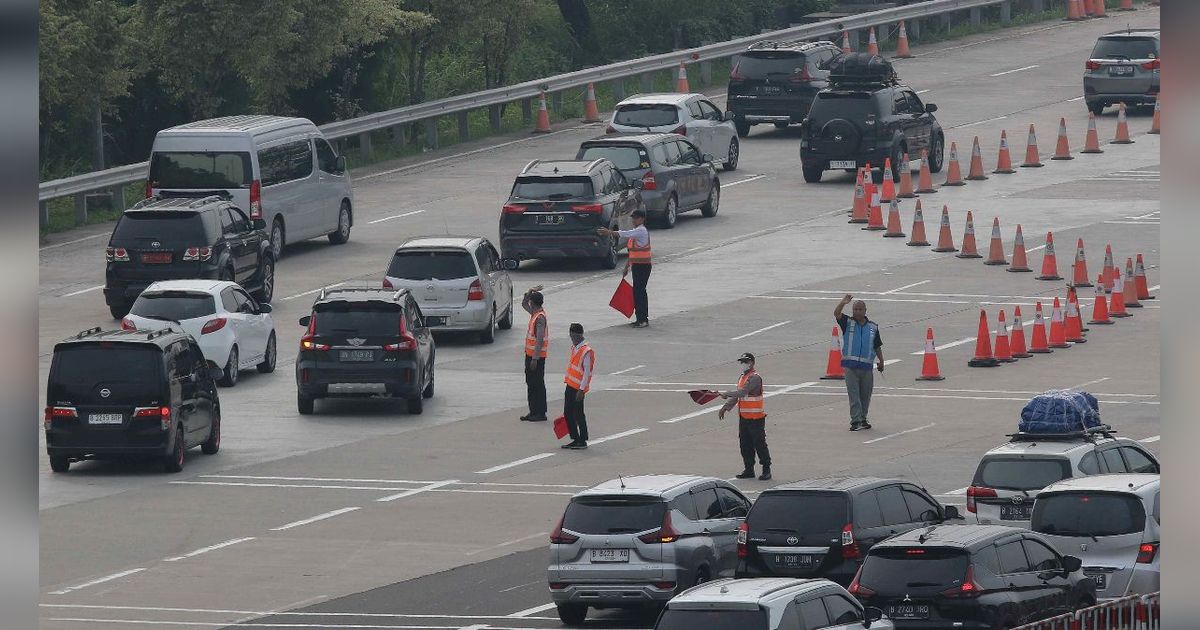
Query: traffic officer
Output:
[[834, 294, 885, 431], [718, 353, 771, 481], [598, 209, 651, 328], [562, 323, 595, 450], [520, 285, 548, 422]]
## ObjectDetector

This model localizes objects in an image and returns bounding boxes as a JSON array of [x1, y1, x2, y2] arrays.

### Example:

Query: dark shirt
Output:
[[837, 314, 883, 349]]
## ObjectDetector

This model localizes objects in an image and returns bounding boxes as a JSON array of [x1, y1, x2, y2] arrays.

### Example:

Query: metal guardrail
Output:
[[39, 0, 1030, 216], [1012, 592, 1161, 630]]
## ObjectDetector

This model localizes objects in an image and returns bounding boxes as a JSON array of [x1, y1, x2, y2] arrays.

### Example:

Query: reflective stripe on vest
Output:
[[525, 310, 548, 358], [628, 236, 652, 264], [564, 343, 595, 393], [737, 370, 765, 419], [840, 319, 878, 370]]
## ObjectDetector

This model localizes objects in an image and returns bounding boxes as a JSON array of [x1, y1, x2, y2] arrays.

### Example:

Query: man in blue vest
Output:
[[835, 294, 885, 431]]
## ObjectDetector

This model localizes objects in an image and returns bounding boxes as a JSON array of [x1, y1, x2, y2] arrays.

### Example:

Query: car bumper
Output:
[[419, 303, 491, 332], [46, 427, 173, 457], [736, 558, 858, 586], [295, 360, 422, 398], [549, 582, 678, 607], [801, 148, 891, 170], [501, 234, 612, 260], [727, 95, 814, 123]]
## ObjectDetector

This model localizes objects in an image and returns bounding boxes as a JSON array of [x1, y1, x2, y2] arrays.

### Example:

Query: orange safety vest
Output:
[[525, 310, 548, 358], [627, 233, 652, 264], [564, 342, 595, 393], [737, 370, 765, 419]]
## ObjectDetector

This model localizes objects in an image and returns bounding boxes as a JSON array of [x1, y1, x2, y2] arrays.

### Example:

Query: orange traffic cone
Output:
[[1069, 286, 1090, 334], [956, 210, 981, 258], [1048, 297, 1071, 348], [1065, 0, 1082, 20], [1029, 302, 1053, 353], [1008, 224, 1031, 272], [1064, 292, 1087, 343], [1082, 112, 1104, 153], [1093, 0, 1108, 18], [994, 130, 1015, 173], [895, 21, 913, 58], [1021, 124, 1044, 167], [943, 142, 965, 186], [850, 168, 869, 223], [1072, 238, 1092, 287], [907, 199, 929, 246], [898, 153, 916, 198], [883, 199, 905, 238], [966, 136, 988, 180], [994, 310, 1016, 362], [880, 158, 897, 202], [1089, 278, 1113, 324], [984, 217, 1007, 266], [1122, 258, 1142, 308], [1149, 98, 1160, 134], [863, 187, 885, 231], [916, 327, 945, 380], [1101, 244, 1116, 292], [533, 91, 551, 133], [932, 205, 957, 252], [821, 327, 845, 380], [1111, 102, 1134, 144], [676, 62, 690, 93], [1052, 117, 1073, 160], [841, 30, 852, 54], [583, 83, 601, 123], [916, 150, 937, 193], [867, 26, 879, 55], [1011, 306, 1032, 358], [1117, 0, 1135, 10], [1135, 253, 1153, 300], [1109, 273, 1131, 317], [1038, 232, 1062, 280], [969, 310, 1000, 367]]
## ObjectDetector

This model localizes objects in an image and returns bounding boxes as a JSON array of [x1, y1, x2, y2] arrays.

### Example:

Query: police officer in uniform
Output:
[[719, 353, 771, 480]]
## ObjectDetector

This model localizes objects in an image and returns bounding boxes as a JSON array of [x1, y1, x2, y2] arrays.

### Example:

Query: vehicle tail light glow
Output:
[[134, 406, 170, 418], [182, 246, 213, 261], [200, 318, 227, 335], [570, 203, 604, 214], [44, 406, 77, 429], [384, 315, 418, 352], [467, 279, 484, 301], [641, 171, 658, 190], [848, 566, 875, 597], [550, 513, 579, 544], [653, 581, 677, 590], [966, 485, 997, 513], [841, 523, 860, 559], [1141, 59, 1160, 71], [106, 247, 130, 262], [671, 125, 687, 136], [737, 522, 748, 558], [120, 318, 136, 331], [638, 510, 678, 544], [502, 204, 527, 214], [1086, 59, 1103, 71], [1137, 542, 1159, 564], [249, 179, 262, 219], [941, 564, 982, 598], [382, 278, 394, 289], [300, 314, 330, 351]]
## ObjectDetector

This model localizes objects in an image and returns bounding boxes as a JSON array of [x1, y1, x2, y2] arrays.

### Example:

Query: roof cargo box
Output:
[[828, 52, 898, 86]]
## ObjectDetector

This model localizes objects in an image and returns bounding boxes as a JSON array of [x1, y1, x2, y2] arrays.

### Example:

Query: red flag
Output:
[[609, 279, 635, 318], [552, 415, 569, 439], [689, 389, 721, 405]]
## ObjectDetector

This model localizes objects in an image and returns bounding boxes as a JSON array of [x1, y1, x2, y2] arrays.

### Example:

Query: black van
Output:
[[45, 327, 223, 473]]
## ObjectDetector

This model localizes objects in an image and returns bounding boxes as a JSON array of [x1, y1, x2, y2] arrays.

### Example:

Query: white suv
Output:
[[655, 577, 891, 630], [966, 426, 1159, 529]]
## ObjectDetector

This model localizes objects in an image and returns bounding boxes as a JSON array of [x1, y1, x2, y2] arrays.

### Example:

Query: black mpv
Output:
[[726, 39, 842, 136]]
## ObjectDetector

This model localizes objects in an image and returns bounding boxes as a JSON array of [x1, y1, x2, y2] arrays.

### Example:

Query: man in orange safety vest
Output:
[[718, 353, 771, 480], [562, 323, 595, 450]]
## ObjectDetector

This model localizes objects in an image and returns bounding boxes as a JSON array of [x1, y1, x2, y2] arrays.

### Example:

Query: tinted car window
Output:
[[686, 100, 703, 119], [671, 494, 700, 520], [749, 491, 846, 535], [1032, 492, 1146, 537], [997, 541, 1031, 574], [976, 456, 1072, 491], [50, 344, 163, 401], [651, 143, 670, 166], [131, 291, 217, 321], [1079, 452, 1100, 474], [1022, 539, 1062, 572], [824, 594, 862, 624], [809, 92, 882, 125], [662, 141, 682, 165], [1121, 447, 1158, 473], [1101, 449, 1128, 473], [220, 288, 238, 312], [614, 104, 679, 127], [693, 488, 723, 520], [854, 491, 884, 528], [716, 487, 750, 518], [677, 141, 701, 165], [902, 488, 941, 522], [859, 547, 970, 595], [893, 92, 911, 114], [732, 52, 807, 78], [578, 145, 648, 171], [313, 303, 403, 336], [112, 212, 210, 244], [511, 176, 593, 200], [1091, 37, 1158, 59], [315, 138, 339, 173], [699, 101, 722, 120], [876, 486, 911, 525], [799, 599, 829, 629], [149, 151, 253, 188], [232, 289, 254, 313], [259, 140, 313, 186], [906, 92, 925, 113], [388, 251, 478, 281], [656, 609, 767, 630], [562, 496, 666, 534]]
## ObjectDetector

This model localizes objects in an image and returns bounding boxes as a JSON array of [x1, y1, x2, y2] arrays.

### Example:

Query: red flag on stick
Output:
[[609, 279, 635, 318], [552, 415, 569, 439], [689, 390, 721, 405]]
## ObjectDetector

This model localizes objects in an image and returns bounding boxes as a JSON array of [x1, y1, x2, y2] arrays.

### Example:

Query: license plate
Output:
[[774, 554, 815, 568], [1000, 504, 1034, 521], [338, 349, 374, 362], [536, 214, 565, 225], [140, 252, 172, 264], [829, 160, 857, 169], [88, 413, 123, 425], [887, 604, 931, 620], [1088, 573, 1109, 590], [1109, 65, 1134, 76], [424, 316, 446, 326], [590, 549, 630, 563], [757, 86, 781, 95]]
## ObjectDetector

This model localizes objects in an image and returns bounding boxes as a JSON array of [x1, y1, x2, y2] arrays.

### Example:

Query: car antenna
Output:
[[619, 474, 626, 490], [906, 463, 928, 492]]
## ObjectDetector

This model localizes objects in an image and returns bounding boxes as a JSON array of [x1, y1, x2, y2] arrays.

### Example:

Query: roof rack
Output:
[[73, 326, 103, 339], [1006, 424, 1116, 443], [318, 284, 405, 302], [131, 192, 231, 210], [145, 328, 174, 340]]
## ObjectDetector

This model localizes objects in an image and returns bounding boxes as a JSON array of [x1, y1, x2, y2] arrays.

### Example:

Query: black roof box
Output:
[[828, 52, 898, 87]]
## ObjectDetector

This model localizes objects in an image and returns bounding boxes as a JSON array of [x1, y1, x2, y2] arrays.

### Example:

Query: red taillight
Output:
[[1141, 59, 1160, 71], [737, 522, 748, 558], [652, 581, 677, 590], [848, 566, 875, 597], [134, 406, 170, 418], [200, 318, 227, 335], [502, 204, 527, 214], [638, 510, 679, 544], [106, 247, 129, 262], [549, 582, 568, 590], [570, 203, 604, 214], [1137, 542, 1159, 563], [467, 279, 484, 301], [671, 125, 687, 136], [382, 278, 394, 289], [44, 406, 77, 429], [182, 246, 213, 261], [1086, 59, 1102, 71], [120, 318, 136, 331], [300, 313, 330, 351], [145, 181, 155, 198], [941, 564, 982, 598], [790, 66, 814, 83], [384, 315, 418, 351], [550, 514, 579, 544], [841, 523, 860, 560], [605, 125, 617, 134], [641, 171, 658, 190], [249, 179, 262, 219], [966, 486, 997, 513]]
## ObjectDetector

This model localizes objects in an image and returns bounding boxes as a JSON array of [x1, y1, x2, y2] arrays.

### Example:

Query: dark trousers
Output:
[[564, 385, 588, 442], [631, 263, 652, 323], [738, 417, 771, 471], [525, 356, 546, 417]]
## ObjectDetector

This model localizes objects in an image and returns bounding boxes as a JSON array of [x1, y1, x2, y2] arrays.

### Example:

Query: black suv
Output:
[[800, 53, 944, 184], [727, 39, 842, 136], [498, 159, 643, 269], [850, 525, 1095, 629], [104, 194, 276, 319], [45, 327, 223, 473], [736, 477, 962, 586], [295, 286, 435, 415]]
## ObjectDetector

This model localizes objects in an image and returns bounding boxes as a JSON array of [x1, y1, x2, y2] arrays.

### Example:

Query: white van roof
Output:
[[161, 115, 315, 136]]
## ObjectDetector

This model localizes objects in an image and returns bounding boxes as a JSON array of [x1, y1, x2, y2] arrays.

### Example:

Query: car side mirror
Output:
[[258, 304, 272, 313], [944, 505, 962, 520], [723, 110, 735, 122], [1061, 555, 1083, 573], [702, 153, 714, 163], [925, 103, 938, 113], [335, 154, 348, 173], [298, 315, 311, 327], [632, 179, 645, 190], [864, 606, 884, 627], [208, 366, 225, 381], [252, 218, 267, 230]]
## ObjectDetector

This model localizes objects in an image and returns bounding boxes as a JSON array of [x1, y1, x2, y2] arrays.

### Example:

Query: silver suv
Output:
[[547, 474, 752, 626], [655, 577, 891, 630], [967, 426, 1159, 529], [1032, 473, 1160, 600], [1083, 29, 1160, 115]]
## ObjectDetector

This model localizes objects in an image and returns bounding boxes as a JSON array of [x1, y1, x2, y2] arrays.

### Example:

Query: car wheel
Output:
[[423, 362, 435, 399], [929, 134, 945, 173], [802, 166, 823, 183], [693, 566, 711, 588], [734, 118, 751, 138], [253, 256, 274, 303], [479, 307, 496, 344], [163, 427, 185, 473], [108, 302, 130, 320], [297, 394, 314, 415], [556, 604, 587, 627], [658, 195, 678, 229], [497, 289, 514, 330], [257, 332, 277, 373], [328, 202, 351, 244], [201, 414, 220, 455], [407, 395, 424, 415], [218, 346, 238, 387], [270, 219, 285, 261], [1088, 101, 1105, 116], [599, 233, 619, 269], [49, 455, 70, 473], [701, 182, 720, 217], [723, 137, 740, 171], [890, 146, 905, 182]]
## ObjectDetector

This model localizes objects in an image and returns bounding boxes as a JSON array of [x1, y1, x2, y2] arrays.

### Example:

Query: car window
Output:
[[662, 141, 682, 166], [777, 602, 803, 630], [388, 250, 478, 281], [218, 208, 236, 234], [1078, 452, 1100, 474], [876, 485, 912, 525], [677, 141, 701, 165], [1022, 539, 1062, 572], [716, 487, 751, 518], [131, 291, 217, 321], [996, 541, 1031, 574], [651, 143, 671, 166], [893, 92, 911, 115], [670, 493, 700, 521], [686, 100, 703, 120], [613, 103, 679, 127], [258, 140, 313, 186], [220, 288, 238, 312], [315, 137, 340, 174], [511, 176, 593, 200], [693, 488, 723, 520], [1031, 492, 1146, 537], [313, 303, 403, 336], [1121, 447, 1158, 473], [748, 491, 847, 536], [798, 599, 830, 629], [975, 456, 1072, 491], [906, 92, 925, 113], [473, 246, 491, 274], [823, 594, 862, 625], [602, 166, 619, 194], [113, 211, 209, 245], [174, 342, 199, 378], [405, 300, 425, 332], [809, 92, 881, 126], [1101, 448, 1128, 473], [858, 547, 970, 595], [562, 496, 666, 534], [578, 144, 649, 171], [233, 289, 256, 313], [818, 48, 839, 69], [853, 491, 883, 528], [699, 100, 722, 121], [731, 52, 806, 79], [902, 488, 942, 522], [149, 151, 253, 189], [657, 608, 769, 630], [1091, 36, 1159, 59]]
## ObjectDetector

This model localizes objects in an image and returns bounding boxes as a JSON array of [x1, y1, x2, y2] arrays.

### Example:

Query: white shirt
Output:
[[571, 340, 594, 391], [616, 224, 649, 248]]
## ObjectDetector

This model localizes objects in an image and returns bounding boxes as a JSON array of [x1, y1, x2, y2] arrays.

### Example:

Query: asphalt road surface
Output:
[[38, 10, 1161, 629]]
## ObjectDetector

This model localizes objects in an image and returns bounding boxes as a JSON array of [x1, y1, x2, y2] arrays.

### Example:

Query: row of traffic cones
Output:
[[1067, 0, 1136, 20], [535, 59, 694, 132], [839, 22, 914, 59], [820, 325, 946, 381]]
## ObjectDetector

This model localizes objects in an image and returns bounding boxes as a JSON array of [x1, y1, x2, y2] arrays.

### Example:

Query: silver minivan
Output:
[[147, 115, 355, 260], [548, 475, 752, 626], [1031, 474, 1160, 600]]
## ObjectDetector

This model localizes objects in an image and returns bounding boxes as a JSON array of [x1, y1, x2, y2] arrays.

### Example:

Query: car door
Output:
[[233, 287, 271, 366], [698, 99, 731, 159], [313, 135, 345, 233], [875, 485, 915, 539], [172, 342, 207, 444], [851, 489, 891, 553], [890, 90, 919, 156], [674, 139, 706, 207], [230, 206, 261, 280], [994, 539, 1039, 623], [657, 140, 685, 204], [1022, 537, 1074, 617], [1118, 445, 1159, 473], [713, 485, 753, 576], [821, 592, 867, 629], [684, 98, 711, 154], [407, 297, 434, 384], [905, 90, 934, 156], [257, 139, 315, 239], [473, 243, 498, 309], [481, 240, 511, 314]]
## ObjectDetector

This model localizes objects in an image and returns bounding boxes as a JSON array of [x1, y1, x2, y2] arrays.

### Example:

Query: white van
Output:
[[147, 115, 355, 259]]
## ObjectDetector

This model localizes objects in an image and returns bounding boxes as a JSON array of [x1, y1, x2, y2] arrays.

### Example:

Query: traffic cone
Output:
[[1149, 98, 1160, 134], [1065, 0, 1082, 20], [943, 142, 965, 186], [880, 158, 897, 202], [1029, 302, 1053, 353], [883, 198, 905, 238], [1117, 0, 1135, 10], [1072, 238, 1093, 287], [676, 62, 690, 93], [1021, 124, 1044, 167], [1011, 306, 1032, 358], [966, 136, 988, 180], [895, 21, 913, 58], [984, 217, 1007, 266], [863, 187, 885, 231], [1038, 232, 1062, 280], [1064, 293, 1087, 343], [820, 327, 845, 380], [968, 310, 1000, 367], [916, 150, 937, 193], [1048, 297, 1071, 348], [956, 211, 981, 258], [1092, 0, 1108, 18], [1052, 117, 1073, 160], [994, 310, 1016, 362], [1109, 273, 1131, 317], [841, 30, 852, 54], [1101, 244, 1116, 292], [932, 205, 957, 252], [1008, 224, 1031, 272], [1069, 286, 1090, 334], [583, 83, 601, 123], [1082, 113, 1104, 153], [849, 168, 869, 223], [994, 130, 1015, 173], [907, 199, 930, 246], [867, 26, 879, 55], [1111, 102, 1134, 144], [1089, 278, 1113, 324], [1135, 253, 1153, 300], [534, 91, 551, 133], [1122, 258, 1142, 308], [898, 153, 916, 198], [916, 328, 945, 380]]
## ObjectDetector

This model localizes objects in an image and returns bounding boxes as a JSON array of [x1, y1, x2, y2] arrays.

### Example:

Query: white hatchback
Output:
[[608, 93, 741, 172], [122, 279, 276, 387]]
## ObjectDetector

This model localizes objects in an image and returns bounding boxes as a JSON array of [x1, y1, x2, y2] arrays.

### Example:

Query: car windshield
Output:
[[1032, 492, 1146, 537], [131, 291, 217, 321], [858, 548, 969, 595], [655, 609, 768, 630], [50, 344, 163, 400], [388, 250, 477, 281], [313, 303, 402, 336], [809, 92, 880, 125], [732, 52, 807, 78], [748, 491, 846, 535], [511, 176, 593, 200], [1091, 37, 1158, 60], [112, 212, 209, 244], [976, 457, 1071, 491], [149, 151, 253, 188], [614, 104, 679, 128], [561, 496, 665, 535], [578, 145, 647, 171]]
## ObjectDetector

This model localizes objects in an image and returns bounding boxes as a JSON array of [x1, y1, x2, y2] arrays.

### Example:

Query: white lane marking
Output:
[[508, 603, 558, 618], [990, 64, 1039, 77], [883, 280, 930, 294], [1027, 244, 1047, 253], [270, 507, 361, 531], [1140, 435, 1160, 443], [782, 288, 1100, 301], [759, 295, 1043, 308], [175, 481, 574, 496], [48, 568, 146, 595], [60, 284, 105, 298], [864, 423, 936, 444], [723, 174, 767, 188], [163, 537, 255, 562], [44, 619, 466, 628], [730, 320, 792, 341], [659, 382, 816, 424], [608, 364, 645, 376], [200, 475, 586, 489], [367, 209, 425, 225], [282, 282, 344, 301], [1148, 285, 1160, 292], [883, 359, 902, 366], [915, 89, 930, 95], [910, 335, 980, 354], [943, 487, 969, 496], [1103, 220, 1160, 225], [476, 453, 555, 475], [955, 115, 1008, 128], [40, 604, 559, 621], [377, 479, 460, 502], [460, 625, 489, 630], [589, 427, 648, 445], [1068, 377, 1110, 390], [633, 382, 1156, 398], [1068, 96, 1085, 102], [465, 532, 549, 556], [39, 232, 109, 251]]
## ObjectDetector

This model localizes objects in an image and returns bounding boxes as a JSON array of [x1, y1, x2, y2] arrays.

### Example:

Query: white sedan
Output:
[[121, 279, 276, 387]]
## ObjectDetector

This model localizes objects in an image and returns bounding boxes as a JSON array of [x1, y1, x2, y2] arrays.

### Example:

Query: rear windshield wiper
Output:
[[546, 193, 575, 200], [765, 527, 797, 533], [906, 581, 943, 587], [606, 527, 642, 533]]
